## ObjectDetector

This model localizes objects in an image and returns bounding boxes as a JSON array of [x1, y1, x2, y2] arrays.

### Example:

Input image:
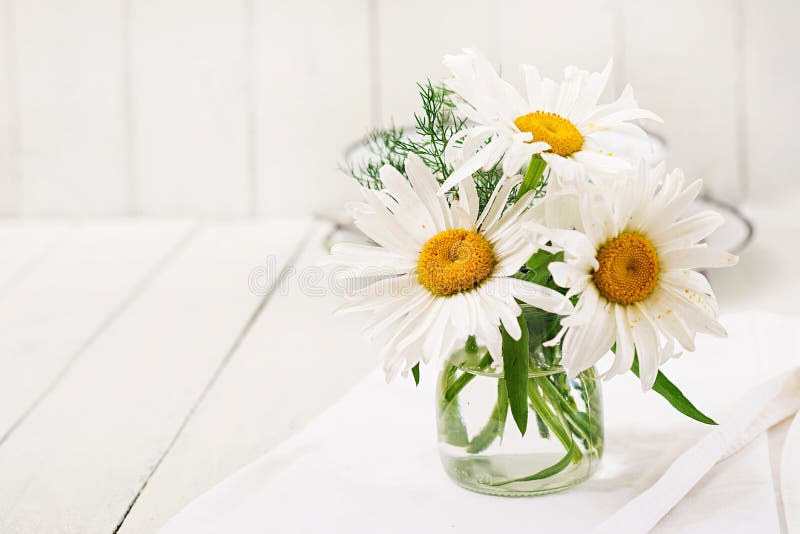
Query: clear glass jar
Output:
[[436, 306, 603, 496]]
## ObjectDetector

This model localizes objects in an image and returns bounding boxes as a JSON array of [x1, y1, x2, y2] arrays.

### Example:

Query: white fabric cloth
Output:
[[161, 312, 800, 533]]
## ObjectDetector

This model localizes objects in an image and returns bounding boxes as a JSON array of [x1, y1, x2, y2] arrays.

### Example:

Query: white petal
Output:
[[628, 304, 660, 390], [651, 210, 725, 250], [438, 137, 508, 194], [422, 298, 449, 362], [482, 187, 537, 242], [560, 284, 599, 327], [606, 304, 635, 379], [351, 195, 420, 253], [562, 299, 615, 376], [363, 287, 430, 340], [501, 141, 539, 178], [660, 245, 739, 270], [548, 261, 589, 290], [379, 164, 436, 241], [571, 149, 632, 176], [477, 175, 522, 230], [404, 154, 451, 232], [492, 277, 574, 315], [330, 243, 416, 277], [658, 284, 727, 338], [492, 235, 538, 277], [457, 176, 481, 225], [522, 64, 544, 109]]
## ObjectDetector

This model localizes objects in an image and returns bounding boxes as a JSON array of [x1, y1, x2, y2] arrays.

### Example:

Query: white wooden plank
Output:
[[497, 0, 616, 92], [13, 0, 129, 215], [0, 220, 72, 296], [0, 218, 312, 533], [118, 222, 379, 533], [255, 0, 371, 217], [741, 0, 800, 204], [377, 0, 495, 127], [0, 220, 193, 444], [621, 0, 741, 203], [130, 0, 250, 216], [0, 0, 18, 215]]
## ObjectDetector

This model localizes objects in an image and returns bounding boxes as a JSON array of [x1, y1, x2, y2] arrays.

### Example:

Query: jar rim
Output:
[[449, 349, 565, 378]]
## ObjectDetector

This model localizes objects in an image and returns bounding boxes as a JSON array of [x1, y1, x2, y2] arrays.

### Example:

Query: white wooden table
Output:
[[0, 217, 380, 533], [0, 206, 796, 533]]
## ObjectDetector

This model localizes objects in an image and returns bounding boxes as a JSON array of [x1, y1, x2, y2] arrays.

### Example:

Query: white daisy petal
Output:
[[571, 149, 632, 176], [651, 210, 725, 250], [548, 261, 589, 291], [660, 245, 739, 271], [562, 299, 615, 376], [522, 64, 544, 109], [483, 188, 537, 242], [379, 164, 436, 239], [404, 154, 451, 232], [502, 277, 573, 315], [544, 161, 735, 388], [443, 51, 658, 193], [438, 137, 508, 194], [330, 243, 416, 276], [658, 285, 727, 338], [560, 284, 599, 327], [628, 305, 660, 390], [477, 175, 523, 230], [606, 304, 635, 379], [493, 239, 538, 277], [457, 176, 481, 225], [350, 197, 419, 253], [642, 289, 698, 351], [661, 269, 716, 301]]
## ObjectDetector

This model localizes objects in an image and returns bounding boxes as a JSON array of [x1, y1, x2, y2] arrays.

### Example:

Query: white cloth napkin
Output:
[[160, 312, 800, 533]]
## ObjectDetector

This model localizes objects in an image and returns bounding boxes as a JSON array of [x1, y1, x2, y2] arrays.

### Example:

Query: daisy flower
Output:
[[330, 154, 573, 380], [439, 49, 661, 192], [536, 162, 738, 389]]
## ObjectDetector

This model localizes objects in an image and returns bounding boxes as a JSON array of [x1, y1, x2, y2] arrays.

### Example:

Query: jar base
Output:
[[440, 451, 601, 497]]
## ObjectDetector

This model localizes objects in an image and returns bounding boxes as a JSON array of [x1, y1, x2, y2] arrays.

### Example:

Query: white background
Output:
[[0, 0, 797, 218], [0, 2, 798, 532]]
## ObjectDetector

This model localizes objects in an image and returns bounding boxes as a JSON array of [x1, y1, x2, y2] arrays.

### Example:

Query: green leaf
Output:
[[465, 335, 478, 353], [632, 356, 717, 425], [527, 379, 582, 463], [518, 250, 565, 287], [441, 353, 492, 408], [438, 365, 469, 447], [466, 378, 509, 454], [411, 363, 420, 387], [441, 402, 469, 447], [502, 315, 530, 436], [491, 442, 575, 486], [535, 413, 550, 439]]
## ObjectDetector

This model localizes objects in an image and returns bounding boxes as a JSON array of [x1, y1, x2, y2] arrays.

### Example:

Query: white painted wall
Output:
[[0, 0, 796, 216]]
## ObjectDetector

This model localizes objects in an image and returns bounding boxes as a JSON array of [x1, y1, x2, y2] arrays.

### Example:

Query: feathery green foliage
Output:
[[343, 80, 510, 211]]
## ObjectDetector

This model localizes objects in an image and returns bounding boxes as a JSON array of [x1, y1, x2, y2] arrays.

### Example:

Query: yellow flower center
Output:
[[417, 229, 495, 296], [514, 111, 584, 157], [593, 232, 660, 305]]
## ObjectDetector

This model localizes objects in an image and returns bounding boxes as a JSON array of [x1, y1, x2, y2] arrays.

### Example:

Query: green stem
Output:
[[515, 154, 547, 201], [441, 353, 493, 409], [465, 378, 509, 454], [527, 379, 582, 463], [490, 442, 575, 487], [535, 376, 594, 447]]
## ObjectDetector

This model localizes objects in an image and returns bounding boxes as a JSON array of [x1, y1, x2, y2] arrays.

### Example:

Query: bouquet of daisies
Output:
[[332, 49, 738, 494]]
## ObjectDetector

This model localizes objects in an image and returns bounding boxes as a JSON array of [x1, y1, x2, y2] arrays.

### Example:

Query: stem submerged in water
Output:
[[441, 353, 493, 408]]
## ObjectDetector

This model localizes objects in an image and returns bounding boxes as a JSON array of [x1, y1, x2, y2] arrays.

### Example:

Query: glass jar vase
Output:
[[436, 306, 604, 496]]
